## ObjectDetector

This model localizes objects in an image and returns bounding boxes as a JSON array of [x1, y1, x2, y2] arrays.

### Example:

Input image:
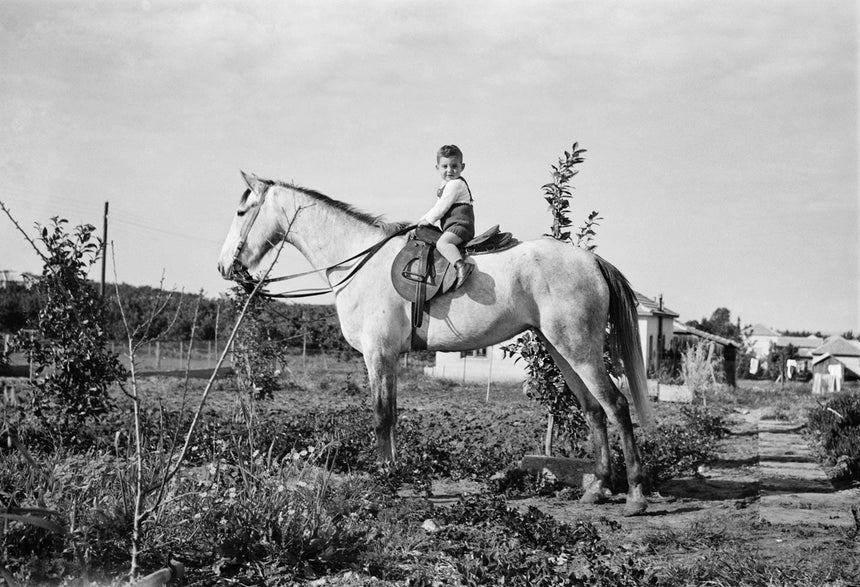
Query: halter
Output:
[[228, 187, 415, 299]]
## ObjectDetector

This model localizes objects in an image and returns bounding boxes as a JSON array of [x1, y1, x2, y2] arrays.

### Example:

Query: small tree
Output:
[[229, 285, 288, 400], [9, 217, 127, 436], [503, 143, 602, 456]]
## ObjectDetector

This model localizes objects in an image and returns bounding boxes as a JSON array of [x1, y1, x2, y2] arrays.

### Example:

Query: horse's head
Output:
[[217, 171, 284, 282]]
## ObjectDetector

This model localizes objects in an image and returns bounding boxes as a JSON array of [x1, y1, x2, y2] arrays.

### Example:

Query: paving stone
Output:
[[751, 416, 858, 528]]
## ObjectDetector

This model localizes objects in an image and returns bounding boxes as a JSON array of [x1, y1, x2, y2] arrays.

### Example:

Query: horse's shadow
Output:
[[656, 477, 760, 501]]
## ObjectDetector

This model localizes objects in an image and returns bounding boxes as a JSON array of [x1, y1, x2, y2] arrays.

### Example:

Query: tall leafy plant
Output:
[[11, 218, 127, 436], [503, 143, 601, 455], [229, 285, 288, 400]]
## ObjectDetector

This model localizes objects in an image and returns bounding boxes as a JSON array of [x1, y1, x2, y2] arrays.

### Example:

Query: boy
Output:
[[417, 144, 475, 286]]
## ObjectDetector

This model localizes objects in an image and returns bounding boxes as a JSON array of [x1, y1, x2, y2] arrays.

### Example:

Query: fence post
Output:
[[207, 340, 212, 367], [155, 341, 161, 370], [180, 340, 184, 369]]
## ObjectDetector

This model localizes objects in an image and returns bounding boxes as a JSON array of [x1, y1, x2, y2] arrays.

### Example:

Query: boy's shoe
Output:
[[454, 260, 474, 287]]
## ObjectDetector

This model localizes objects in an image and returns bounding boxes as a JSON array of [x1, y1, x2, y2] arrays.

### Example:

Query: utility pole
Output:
[[100, 201, 109, 297]]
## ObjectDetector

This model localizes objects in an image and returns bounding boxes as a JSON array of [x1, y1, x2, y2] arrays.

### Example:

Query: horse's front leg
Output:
[[363, 351, 399, 462]]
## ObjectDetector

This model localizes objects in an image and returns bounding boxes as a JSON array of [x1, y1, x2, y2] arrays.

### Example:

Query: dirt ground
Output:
[[422, 406, 860, 584]]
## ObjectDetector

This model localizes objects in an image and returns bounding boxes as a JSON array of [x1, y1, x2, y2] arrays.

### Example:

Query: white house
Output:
[[426, 344, 527, 383], [0, 270, 32, 289], [424, 292, 679, 383]]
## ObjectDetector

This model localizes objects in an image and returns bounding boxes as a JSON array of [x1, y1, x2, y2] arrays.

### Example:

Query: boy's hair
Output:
[[436, 144, 464, 163]]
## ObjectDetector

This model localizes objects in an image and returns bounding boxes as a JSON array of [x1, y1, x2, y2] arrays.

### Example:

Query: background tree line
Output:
[[0, 280, 352, 352]]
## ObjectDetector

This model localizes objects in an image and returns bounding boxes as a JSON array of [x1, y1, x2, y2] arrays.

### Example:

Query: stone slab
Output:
[[519, 455, 593, 487]]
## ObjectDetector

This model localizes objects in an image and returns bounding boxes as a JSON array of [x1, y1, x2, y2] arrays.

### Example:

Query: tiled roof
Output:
[[746, 324, 779, 337], [811, 337, 860, 357], [634, 292, 679, 318], [776, 335, 823, 350]]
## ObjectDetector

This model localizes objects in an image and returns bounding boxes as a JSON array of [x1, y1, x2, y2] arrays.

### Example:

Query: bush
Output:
[[615, 405, 727, 489], [807, 391, 860, 481]]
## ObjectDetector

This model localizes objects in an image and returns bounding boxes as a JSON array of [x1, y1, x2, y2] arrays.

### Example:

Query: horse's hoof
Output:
[[622, 499, 648, 517]]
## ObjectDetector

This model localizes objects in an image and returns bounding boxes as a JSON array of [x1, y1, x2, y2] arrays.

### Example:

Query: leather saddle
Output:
[[391, 225, 517, 349]]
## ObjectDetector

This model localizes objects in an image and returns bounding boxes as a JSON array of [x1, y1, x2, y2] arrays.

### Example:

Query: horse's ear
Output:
[[241, 170, 268, 195]]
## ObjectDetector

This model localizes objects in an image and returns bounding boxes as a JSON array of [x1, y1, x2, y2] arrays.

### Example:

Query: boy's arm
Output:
[[418, 181, 467, 225]]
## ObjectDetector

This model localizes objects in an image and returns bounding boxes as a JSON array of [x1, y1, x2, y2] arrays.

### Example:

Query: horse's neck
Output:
[[280, 190, 387, 270]]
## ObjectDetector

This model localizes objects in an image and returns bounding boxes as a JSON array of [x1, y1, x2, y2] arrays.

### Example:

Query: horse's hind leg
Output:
[[539, 330, 647, 515], [536, 334, 613, 503], [572, 359, 647, 516], [363, 350, 398, 462]]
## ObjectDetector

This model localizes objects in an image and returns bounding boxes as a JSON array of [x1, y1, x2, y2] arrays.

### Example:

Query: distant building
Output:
[[811, 336, 860, 393], [0, 270, 32, 289], [743, 323, 823, 377], [635, 292, 679, 376]]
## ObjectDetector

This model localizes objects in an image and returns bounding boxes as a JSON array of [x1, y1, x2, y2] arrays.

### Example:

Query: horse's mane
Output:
[[272, 180, 411, 235]]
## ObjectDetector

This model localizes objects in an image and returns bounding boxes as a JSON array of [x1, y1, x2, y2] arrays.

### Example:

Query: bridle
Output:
[[228, 187, 415, 300], [229, 189, 265, 288]]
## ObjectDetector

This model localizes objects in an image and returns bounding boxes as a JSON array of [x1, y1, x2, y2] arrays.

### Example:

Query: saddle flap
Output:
[[391, 239, 458, 306]]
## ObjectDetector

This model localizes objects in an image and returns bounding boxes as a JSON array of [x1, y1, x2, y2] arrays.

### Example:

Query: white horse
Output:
[[218, 171, 652, 515]]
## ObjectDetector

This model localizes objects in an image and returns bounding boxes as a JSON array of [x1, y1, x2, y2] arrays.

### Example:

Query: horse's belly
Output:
[[423, 294, 531, 351]]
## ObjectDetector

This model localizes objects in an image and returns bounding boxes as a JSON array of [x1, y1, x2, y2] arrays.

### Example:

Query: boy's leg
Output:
[[435, 232, 464, 265], [437, 231, 474, 286]]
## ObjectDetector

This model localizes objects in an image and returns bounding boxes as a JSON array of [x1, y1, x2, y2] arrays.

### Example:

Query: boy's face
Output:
[[436, 156, 464, 181]]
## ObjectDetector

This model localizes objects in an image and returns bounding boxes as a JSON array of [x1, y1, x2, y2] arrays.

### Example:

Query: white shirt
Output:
[[419, 178, 472, 225]]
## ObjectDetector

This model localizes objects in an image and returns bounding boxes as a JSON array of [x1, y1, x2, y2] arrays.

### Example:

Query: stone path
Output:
[[752, 415, 859, 528]]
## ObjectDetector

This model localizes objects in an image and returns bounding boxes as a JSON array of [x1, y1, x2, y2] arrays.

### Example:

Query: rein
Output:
[[232, 223, 416, 300]]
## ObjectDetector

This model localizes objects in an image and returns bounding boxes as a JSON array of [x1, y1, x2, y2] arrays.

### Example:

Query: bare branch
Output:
[[0, 200, 46, 261]]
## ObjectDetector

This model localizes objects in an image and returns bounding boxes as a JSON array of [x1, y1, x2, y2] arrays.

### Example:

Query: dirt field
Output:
[[216, 363, 859, 583], [378, 370, 860, 584], [5, 356, 858, 585], [518, 407, 860, 584]]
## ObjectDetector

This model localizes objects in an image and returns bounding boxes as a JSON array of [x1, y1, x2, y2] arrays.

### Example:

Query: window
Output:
[[460, 348, 488, 358]]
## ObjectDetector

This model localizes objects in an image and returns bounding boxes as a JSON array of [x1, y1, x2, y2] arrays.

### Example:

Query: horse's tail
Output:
[[594, 254, 652, 428]]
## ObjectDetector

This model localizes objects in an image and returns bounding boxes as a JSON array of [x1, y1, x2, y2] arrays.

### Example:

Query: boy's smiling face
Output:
[[436, 155, 464, 182]]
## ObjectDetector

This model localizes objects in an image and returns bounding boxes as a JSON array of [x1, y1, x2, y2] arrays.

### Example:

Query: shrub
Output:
[[681, 340, 719, 398], [807, 391, 860, 481], [615, 405, 727, 489]]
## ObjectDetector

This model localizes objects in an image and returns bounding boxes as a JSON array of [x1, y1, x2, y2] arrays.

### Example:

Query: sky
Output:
[[0, 0, 857, 334]]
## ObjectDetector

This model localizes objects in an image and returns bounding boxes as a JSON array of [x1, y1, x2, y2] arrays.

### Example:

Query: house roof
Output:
[[0, 269, 28, 283], [634, 292, 679, 318], [673, 320, 741, 348], [746, 323, 780, 337], [812, 353, 860, 377], [812, 336, 860, 357], [775, 335, 824, 350]]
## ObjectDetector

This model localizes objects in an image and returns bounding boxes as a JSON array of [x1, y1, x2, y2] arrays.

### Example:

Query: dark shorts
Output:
[[441, 203, 475, 242]]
